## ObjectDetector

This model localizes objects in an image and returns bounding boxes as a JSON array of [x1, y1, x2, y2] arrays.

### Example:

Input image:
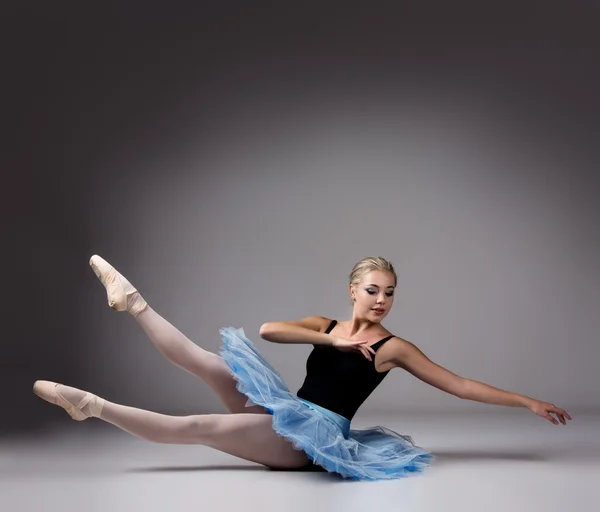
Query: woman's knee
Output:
[[176, 415, 217, 443], [145, 415, 214, 445]]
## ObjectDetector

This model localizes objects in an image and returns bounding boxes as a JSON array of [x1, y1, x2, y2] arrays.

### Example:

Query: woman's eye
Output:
[[366, 289, 393, 296]]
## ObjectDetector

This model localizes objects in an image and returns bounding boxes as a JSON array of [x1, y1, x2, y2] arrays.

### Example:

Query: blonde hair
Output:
[[349, 257, 397, 304]]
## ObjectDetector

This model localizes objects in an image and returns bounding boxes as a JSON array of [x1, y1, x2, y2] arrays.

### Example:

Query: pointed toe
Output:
[[89, 254, 147, 316], [89, 255, 129, 311], [33, 381, 101, 421], [33, 380, 58, 402]]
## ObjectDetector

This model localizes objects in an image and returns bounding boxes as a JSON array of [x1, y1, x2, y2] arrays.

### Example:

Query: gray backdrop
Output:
[[5, 2, 599, 435]]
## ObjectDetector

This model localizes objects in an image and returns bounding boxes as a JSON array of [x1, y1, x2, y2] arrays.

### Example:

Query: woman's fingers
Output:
[[554, 410, 570, 424], [556, 408, 572, 421], [533, 401, 572, 425], [361, 346, 372, 361], [350, 340, 370, 357], [546, 410, 569, 425], [355, 344, 372, 361], [550, 405, 572, 424], [345, 340, 377, 361]]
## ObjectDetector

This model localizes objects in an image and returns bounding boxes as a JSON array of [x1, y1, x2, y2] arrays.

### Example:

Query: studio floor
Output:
[[1, 410, 597, 512]]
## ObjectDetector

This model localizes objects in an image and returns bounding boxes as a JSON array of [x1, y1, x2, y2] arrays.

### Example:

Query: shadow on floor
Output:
[[126, 449, 560, 475], [430, 449, 547, 464], [126, 464, 268, 473]]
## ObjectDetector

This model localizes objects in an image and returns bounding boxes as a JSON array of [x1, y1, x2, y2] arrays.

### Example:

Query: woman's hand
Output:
[[331, 337, 377, 361], [528, 400, 572, 425]]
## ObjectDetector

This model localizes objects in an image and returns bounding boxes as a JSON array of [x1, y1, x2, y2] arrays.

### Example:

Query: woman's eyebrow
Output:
[[366, 284, 395, 288]]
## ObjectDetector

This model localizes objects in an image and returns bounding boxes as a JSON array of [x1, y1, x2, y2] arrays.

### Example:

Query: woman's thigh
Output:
[[198, 413, 310, 469]]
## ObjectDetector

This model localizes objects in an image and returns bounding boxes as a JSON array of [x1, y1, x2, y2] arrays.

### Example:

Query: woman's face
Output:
[[350, 270, 395, 321]]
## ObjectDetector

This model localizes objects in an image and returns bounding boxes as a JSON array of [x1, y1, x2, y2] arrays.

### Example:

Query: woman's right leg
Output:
[[89, 255, 268, 415], [134, 306, 268, 414]]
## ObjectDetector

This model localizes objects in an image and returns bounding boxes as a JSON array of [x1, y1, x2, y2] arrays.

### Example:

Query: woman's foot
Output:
[[33, 381, 105, 420], [89, 255, 147, 317]]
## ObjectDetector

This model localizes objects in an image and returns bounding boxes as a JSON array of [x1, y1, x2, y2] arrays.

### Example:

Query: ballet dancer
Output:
[[33, 256, 571, 480]]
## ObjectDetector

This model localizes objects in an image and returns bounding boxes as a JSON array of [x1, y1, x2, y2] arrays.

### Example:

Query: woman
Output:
[[33, 255, 571, 481]]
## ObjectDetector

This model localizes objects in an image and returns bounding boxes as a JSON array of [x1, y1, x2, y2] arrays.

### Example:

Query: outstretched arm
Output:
[[461, 379, 536, 408], [460, 378, 571, 425], [386, 338, 572, 425]]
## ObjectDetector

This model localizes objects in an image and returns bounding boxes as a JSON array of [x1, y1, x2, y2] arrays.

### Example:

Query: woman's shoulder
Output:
[[290, 315, 335, 333], [317, 316, 337, 333]]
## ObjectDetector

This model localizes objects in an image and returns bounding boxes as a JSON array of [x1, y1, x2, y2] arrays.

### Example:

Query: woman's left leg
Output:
[[102, 404, 309, 468], [33, 381, 309, 469]]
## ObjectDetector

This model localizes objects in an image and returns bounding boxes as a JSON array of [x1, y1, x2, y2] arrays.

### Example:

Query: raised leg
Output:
[[134, 307, 268, 415], [89, 255, 268, 415], [33, 382, 309, 470]]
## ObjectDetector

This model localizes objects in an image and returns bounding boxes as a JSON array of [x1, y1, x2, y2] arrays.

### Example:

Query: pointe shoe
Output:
[[89, 255, 147, 316], [33, 381, 104, 420]]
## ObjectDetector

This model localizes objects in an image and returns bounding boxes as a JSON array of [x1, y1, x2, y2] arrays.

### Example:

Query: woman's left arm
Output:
[[387, 338, 572, 425]]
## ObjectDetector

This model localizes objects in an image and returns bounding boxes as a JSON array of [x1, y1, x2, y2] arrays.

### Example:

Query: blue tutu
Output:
[[219, 327, 435, 481]]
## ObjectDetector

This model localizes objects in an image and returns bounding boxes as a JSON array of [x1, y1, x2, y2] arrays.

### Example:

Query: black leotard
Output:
[[296, 319, 395, 421]]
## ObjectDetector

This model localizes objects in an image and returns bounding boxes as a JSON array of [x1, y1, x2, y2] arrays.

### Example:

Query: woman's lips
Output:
[[373, 309, 385, 315]]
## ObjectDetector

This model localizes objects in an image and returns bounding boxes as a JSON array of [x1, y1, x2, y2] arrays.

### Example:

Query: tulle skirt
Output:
[[219, 327, 435, 481]]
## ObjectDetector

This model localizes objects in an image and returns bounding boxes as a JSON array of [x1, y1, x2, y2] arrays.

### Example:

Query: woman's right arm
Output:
[[260, 317, 376, 360], [259, 316, 334, 345]]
